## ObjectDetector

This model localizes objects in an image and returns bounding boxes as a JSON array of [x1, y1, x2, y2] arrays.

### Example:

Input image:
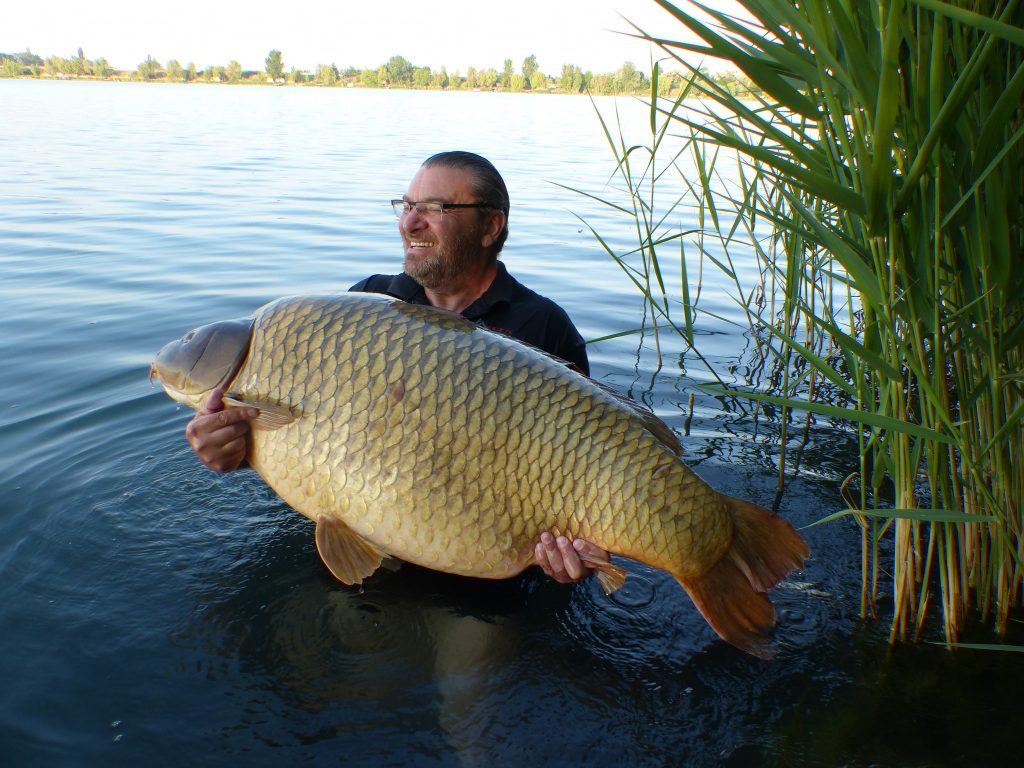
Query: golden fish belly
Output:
[[230, 294, 732, 581]]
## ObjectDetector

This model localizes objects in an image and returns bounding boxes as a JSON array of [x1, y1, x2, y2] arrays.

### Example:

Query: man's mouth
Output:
[[408, 240, 435, 248]]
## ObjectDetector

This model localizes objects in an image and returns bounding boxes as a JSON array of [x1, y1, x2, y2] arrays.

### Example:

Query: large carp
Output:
[[152, 293, 808, 657]]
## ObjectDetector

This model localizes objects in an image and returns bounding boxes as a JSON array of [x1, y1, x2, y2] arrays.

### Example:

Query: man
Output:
[[186, 150, 608, 583]]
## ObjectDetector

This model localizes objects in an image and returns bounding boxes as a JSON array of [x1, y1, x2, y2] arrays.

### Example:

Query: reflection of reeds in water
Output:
[[576, 0, 1023, 646]]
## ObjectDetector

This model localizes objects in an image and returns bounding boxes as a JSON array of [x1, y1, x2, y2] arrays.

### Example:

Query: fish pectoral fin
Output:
[[223, 393, 298, 430], [579, 552, 628, 595], [314, 516, 387, 585]]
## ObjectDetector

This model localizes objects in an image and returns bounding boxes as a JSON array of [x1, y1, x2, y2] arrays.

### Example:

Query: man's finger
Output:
[[572, 538, 609, 565], [557, 536, 586, 580], [198, 386, 227, 416], [186, 407, 251, 439], [541, 532, 564, 575], [534, 541, 548, 571]]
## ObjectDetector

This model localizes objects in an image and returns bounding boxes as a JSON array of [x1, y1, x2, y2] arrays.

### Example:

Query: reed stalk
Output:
[[587, 0, 1023, 644]]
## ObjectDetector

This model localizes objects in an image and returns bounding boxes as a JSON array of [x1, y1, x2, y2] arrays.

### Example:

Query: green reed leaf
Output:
[[779, 189, 884, 307], [974, 61, 1024, 172], [808, 507, 999, 527], [911, 0, 1024, 47], [652, 0, 821, 116], [943, 643, 1024, 653], [752, 317, 858, 397], [700, 386, 955, 444]]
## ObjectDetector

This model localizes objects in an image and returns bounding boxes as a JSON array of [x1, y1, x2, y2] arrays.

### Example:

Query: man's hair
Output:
[[421, 151, 510, 254]]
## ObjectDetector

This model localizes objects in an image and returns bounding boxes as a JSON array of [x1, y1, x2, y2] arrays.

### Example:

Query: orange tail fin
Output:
[[678, 497, 808, 658]]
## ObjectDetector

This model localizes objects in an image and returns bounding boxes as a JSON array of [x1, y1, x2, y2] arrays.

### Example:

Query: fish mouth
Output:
[[147, 363, 175, 391], [148, 359, 201, 406], [154, 378, 197, 406]]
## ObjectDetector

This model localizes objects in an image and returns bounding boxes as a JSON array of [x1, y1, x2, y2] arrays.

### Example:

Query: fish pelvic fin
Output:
[[314, 516, 387, 585], [578, 551, 628, 595], [679, 498, 809, 659]]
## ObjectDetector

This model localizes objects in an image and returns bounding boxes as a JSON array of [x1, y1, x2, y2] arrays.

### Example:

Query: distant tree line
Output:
[[0, 47, 761, 98]]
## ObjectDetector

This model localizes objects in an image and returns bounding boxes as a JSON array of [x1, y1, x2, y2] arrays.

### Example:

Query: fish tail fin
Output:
[[677, 497, 808, 659]]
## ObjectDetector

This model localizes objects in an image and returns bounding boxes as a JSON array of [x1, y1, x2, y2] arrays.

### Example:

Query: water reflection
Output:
[[156, 464, 844, 764]]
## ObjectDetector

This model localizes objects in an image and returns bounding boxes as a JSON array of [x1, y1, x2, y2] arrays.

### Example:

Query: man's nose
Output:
[[402, 208, 428, 229]]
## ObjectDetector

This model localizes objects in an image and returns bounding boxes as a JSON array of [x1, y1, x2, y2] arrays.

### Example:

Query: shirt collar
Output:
[[388, 261, 514, 319], [382, 272, 428, 303], [460, 261, 514, 320]]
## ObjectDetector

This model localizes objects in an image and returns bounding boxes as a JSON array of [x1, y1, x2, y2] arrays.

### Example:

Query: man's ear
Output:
[[480, 209, 506, 248]]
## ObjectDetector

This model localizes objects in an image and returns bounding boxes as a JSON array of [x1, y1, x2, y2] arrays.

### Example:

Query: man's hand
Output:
[[534, 532, 610, 584], [185, 386, 258, 472]]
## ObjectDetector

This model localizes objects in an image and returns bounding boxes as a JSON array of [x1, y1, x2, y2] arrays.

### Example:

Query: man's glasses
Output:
[[391, 199, 496, 218]]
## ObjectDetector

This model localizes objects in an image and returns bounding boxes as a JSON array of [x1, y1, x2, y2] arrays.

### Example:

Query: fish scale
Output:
[[153, 292, 808, 656]]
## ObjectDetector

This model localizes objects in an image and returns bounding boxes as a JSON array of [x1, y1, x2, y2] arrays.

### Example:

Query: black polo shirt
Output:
[[349, 261, 589, 375]]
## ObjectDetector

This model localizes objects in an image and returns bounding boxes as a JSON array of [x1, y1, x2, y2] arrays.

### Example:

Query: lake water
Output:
[[1, 79, 1021, 767]]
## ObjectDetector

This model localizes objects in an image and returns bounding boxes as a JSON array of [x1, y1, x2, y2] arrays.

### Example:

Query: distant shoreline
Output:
[[0, 72, 649, 96], [0, 50, 760, 99]]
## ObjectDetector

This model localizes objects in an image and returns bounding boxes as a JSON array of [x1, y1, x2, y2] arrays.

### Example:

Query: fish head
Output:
[[150, 318, 254, 409]]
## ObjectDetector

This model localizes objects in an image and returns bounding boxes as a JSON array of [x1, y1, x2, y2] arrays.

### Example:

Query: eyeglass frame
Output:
[[390, 199, 500, 218]]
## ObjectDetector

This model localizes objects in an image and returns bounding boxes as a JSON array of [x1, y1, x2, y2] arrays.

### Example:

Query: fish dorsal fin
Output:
[[314, 516, 387, 585], [589, 381, 683, 455], [391, 300, 479, 332], [223, 393, 299, 431]]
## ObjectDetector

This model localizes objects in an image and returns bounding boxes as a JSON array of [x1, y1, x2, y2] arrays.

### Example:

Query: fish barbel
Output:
[[152, 293, 808, 657]]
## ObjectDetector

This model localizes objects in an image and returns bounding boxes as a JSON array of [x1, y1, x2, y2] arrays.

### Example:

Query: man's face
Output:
[[398, 165, 494, 290]]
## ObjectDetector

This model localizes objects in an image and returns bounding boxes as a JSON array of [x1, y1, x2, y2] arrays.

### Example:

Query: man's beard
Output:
[[403, 229, 481, 291]]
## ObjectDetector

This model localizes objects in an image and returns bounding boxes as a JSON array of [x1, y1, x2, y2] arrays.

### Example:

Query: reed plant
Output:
[[585, 0, 1023, 645]]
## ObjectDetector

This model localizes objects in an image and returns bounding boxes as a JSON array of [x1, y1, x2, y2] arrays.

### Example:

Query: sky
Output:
[[0, 0, 736, 75]]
